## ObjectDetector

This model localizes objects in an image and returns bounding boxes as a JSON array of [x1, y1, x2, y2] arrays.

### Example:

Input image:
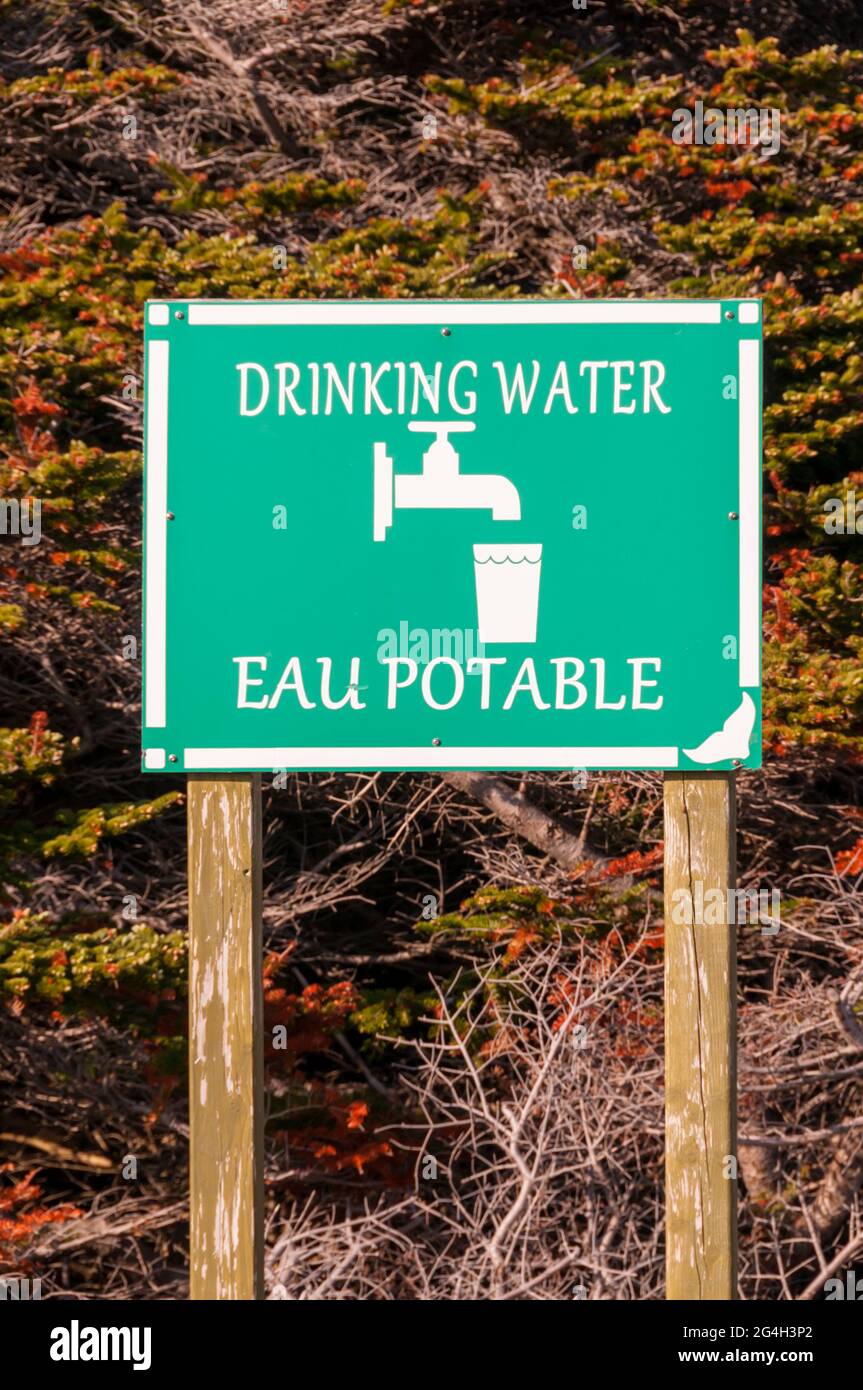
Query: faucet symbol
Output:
[[372, 421, 521, 542], [371, 421, 541, 645]]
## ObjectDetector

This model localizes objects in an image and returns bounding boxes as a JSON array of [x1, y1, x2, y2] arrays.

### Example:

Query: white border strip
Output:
[[187, 302, 721, 327], [149, 302, 758, 768], [738, 338, 760, 688], [145, 340, 169, 728], [184, 746, 679, 770]]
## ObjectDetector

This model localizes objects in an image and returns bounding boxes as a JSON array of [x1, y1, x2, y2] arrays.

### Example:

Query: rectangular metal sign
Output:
[[142, 299, 761, 773]]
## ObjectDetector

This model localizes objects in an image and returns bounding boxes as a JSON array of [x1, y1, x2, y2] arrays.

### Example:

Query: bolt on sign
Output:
[[142, 300, 761, 773]]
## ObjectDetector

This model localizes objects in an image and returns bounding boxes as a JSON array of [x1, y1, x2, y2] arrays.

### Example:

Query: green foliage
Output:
[[350, 987, 437, 1043], [39, 793, 181, 858], [763, 551, 863, 747], [0, 718, 179, 875], [425, 68, 680, 142], [154, 165, 366, 222], [418, 883, 653, 953], [0, 914, 185, 1007], [0, 602, 23, 630], [657, 206, 863, 292], [0, 723, 73, 808], [0, 62, 179, 104], [704, 33, 863, 99]]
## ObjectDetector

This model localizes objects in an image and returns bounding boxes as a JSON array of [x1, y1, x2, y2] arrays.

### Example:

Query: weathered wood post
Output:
[[187, 774, 265, 1300], [664, 771, 737, 1299]]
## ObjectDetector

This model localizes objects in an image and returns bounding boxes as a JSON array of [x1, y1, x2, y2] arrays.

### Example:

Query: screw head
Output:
[[725, 310, 735, 320], [441, 327, 451, 337], [169, 754, 178, 763], [432, 738, 442, 746], [175, 310, 185, 320], [732, 758, 742, 768], [728, 511, 739, 520], [166, 511, 175, 520]]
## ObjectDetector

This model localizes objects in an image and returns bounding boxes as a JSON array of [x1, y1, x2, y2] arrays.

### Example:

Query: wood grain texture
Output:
[[188, 775, 264, 1300], [664, 772, 737, 1300]]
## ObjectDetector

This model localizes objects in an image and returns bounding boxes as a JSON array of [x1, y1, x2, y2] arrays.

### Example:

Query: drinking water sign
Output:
[[142, 300, 762, 773]]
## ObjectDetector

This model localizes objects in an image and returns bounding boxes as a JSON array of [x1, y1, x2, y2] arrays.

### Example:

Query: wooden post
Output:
[[664, 771, 737, 1300], [187, 774, 264, 1300]]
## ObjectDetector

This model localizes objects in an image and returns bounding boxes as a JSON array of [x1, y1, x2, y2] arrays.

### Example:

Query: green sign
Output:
[[142, 299, 761, 773]]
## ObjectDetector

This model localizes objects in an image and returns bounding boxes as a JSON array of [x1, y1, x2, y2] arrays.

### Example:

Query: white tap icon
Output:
[[373, 421, 521, 542]]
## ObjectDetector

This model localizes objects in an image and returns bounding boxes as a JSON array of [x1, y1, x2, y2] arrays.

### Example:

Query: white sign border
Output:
[[143, 299, 761, 771]]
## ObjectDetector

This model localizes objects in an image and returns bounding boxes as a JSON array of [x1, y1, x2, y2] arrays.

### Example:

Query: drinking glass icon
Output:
[[473, 544, 542, 643]]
